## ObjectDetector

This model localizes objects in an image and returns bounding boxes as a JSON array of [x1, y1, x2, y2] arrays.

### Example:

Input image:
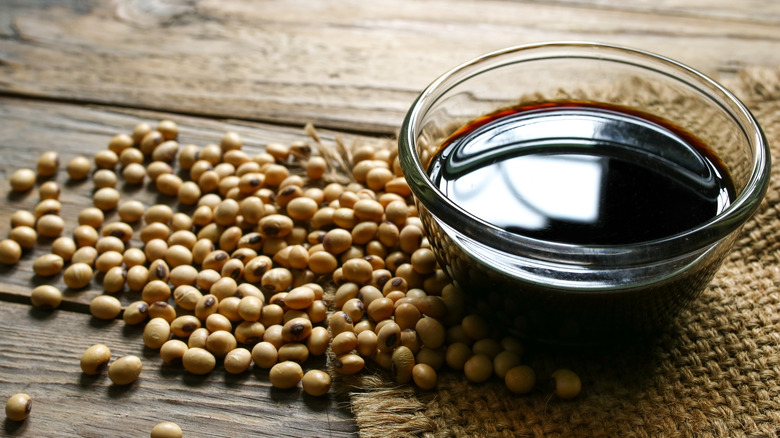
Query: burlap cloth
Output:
[[340, 68, 780, 438]]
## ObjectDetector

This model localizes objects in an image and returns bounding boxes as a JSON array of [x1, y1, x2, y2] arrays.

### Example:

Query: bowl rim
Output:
[[398, 41, 771, 263]]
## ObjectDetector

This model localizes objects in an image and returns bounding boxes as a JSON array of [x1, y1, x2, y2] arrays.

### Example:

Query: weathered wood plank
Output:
[[1, 0, 780, 134], [0, 95, 382, 310], [0, 300, 358, 437]]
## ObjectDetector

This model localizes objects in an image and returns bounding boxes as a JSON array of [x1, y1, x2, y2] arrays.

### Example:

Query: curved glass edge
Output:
[[398, 41, 771, 265]]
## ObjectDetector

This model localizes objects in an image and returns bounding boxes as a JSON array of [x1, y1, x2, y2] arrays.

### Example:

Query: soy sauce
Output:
[[428, 101, 735, 245]]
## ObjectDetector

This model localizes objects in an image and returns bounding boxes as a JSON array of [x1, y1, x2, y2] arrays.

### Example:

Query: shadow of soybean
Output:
[[107, 381, 139, 399], [27, 306, 59, 322], [301, 392, 338, 412], [269, 386, 303, 402], [78, 371, 107, 388], [158, 362, 184, 379], [181, 372, 212, 388], [223, 369, 252, 387], [3, 417, 29, 435]]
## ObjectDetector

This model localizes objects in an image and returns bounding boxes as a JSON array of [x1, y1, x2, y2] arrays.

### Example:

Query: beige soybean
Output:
[[10, 168, 36, 191], [5, 393, 32, 421], [34, 199, 62, 218], [284, 286, 315, 310], [150, 421, 183, 438], [277, 343, 310, 364], [148, 301, 176, 323], [78, 207, 105, 228], [160, 340, 189, 365], [234, 321, 266, 345], [169, 315, 201, 338], [251, 341, 278, 369], [331, 331, 359, 356], [94, 250, 123, 273], [269, 361, 303, 389], [102, 265, 125, 293], [108, 133, 133, 154], [66, 156, 91, 180], [205, 312, 233, 333], [102, 222, 134, 242], [505, 365, 536, 395], [224, 348, 253, 374], [132, 122, 152, 144], [237, 296, 263, 322], [93, 169, 117, 188], [126, 265, 150, 291], [445, 342, 473, 371], [117, 200, 146, 223], [182, 347, 216, 375], [36, 151, 60, 176], [30, 285, 62, 309], [416, 347, 445, 371], [206, 331, 237, 358], [306, 326, 330, 356], [143, 317, 171, 349], [96, 236, 125, 254], [173, 285, 202, 311], [412, 363, 438, 390], [123, 301, 150, 325], [32, 253, 64, 277], [93, 187, 121, 210], [80, 344, 111, 375], [187, 328, 210, 349], [333, 353, 365, 375], [93, 150, 118, 170], [63, 262, 93, 289], [73, 225, 99, 248], [122, 162, 146, 184], [11, 210, 36, 228], [301, 369, 331, 397], [377, 322, 401, 352], [551, 369, 581, 400], [0, 239, 22, 265], [463, 354, 493, 383], [216, 296, 241, 322], [90, 295, 122, 320], [108, 355, 142, 385], [36, 214, 65, 238]]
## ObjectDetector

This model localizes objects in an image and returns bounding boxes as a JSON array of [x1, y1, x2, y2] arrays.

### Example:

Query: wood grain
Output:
[[0, 300, 357, 437], [2, 1, 780, 134]]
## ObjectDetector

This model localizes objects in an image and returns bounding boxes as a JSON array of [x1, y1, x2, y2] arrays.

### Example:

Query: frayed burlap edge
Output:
[[334, 67, 780, 438]]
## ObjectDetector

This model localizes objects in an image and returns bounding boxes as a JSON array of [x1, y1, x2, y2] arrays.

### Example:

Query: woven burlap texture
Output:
[[344, 68, 780, 438]]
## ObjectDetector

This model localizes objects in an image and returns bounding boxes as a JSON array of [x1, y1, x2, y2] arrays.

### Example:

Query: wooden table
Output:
[[1, 1, 779, 436]]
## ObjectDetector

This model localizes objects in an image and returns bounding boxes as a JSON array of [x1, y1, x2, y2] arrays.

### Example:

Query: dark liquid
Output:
[[428, 102, 735, 245]]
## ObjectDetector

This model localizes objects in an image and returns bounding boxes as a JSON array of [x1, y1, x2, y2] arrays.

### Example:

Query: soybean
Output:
[[90, 295, 122, 320], [551, 369, 581, 399], [151, 421, 183, 438], [30, 285, 63, 309], [63, 263, 93, 289], [10, 168, 36, 191], [224, 348, 253, 374], [505, 365, 535, 395], [108, 355, 142, 385], [269, 361, 303, 389], [5, 393, 32, 421], [302, 370, 331, 397], [182, 347, 216, 375], [80, 344, 111, 375], [160, 340, 188, 365]]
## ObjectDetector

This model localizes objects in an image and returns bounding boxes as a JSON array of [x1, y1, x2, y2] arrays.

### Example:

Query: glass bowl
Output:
[[398, 42, 770, 344]]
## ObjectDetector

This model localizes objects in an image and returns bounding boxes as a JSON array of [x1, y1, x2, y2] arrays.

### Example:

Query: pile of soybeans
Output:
[[2, 120, 580, 435]]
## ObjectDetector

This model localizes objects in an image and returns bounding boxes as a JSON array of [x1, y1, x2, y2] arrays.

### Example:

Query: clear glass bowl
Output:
[[398, 42, 770, 344]]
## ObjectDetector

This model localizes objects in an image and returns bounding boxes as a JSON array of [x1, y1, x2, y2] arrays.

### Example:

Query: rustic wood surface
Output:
[[2, 1, 780, 436]]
